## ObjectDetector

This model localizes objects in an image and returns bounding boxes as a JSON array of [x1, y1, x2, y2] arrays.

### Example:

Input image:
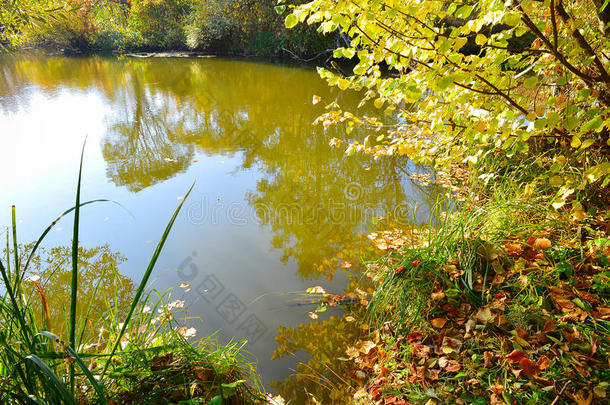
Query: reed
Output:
[[0, 146, 261, 404]]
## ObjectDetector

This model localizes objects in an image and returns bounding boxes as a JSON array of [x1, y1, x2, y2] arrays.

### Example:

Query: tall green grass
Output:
[[366, 160, 565, 329], [0, 147, 260, 403]]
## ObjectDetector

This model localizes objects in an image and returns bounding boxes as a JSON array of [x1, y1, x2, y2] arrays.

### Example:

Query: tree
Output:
[[285, 0, 610, 210]]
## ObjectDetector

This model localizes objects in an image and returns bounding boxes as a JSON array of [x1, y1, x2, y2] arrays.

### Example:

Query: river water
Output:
[[0, 54, 436, 397]]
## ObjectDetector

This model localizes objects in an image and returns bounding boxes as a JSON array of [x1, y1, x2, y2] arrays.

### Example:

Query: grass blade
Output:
[[36, 331, 107, 405], [101, 183, 194, 378], [11, 205, 19, 281], [65, 346, 108, 405], [21, 199, 110, 277], [69, 140, 87, 393], [25, 354, 77, 405], [0, 258, 32, 350], [5, 228, 11, 278]]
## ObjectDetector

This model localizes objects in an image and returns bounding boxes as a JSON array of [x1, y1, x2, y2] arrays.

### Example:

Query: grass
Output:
[[0, 146, 263, 404], [346, 158, 610, 403]]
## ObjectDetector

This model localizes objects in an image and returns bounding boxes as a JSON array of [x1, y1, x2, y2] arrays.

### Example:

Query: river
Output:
[[0, 53, 437, 398]]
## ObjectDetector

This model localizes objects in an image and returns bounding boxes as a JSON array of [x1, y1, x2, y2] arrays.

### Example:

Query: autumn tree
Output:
[[285, 0, 610, 211]]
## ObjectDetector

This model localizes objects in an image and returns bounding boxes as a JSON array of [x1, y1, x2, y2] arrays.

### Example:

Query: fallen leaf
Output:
[[475, 307, 494, 324], [346, 346, 359, 358], [506, 350, 528, 364], [359, 340, 376, 354], [519, 357, 540, 377], [412, 344, 431, 359], [431, 318, 447, 328], [306, 286, 326, 294], [533, 237, 552, 250], [538, 355, 551, 370]]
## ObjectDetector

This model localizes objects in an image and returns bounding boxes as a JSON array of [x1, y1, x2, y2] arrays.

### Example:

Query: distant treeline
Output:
[[4, 0, 337, 58]]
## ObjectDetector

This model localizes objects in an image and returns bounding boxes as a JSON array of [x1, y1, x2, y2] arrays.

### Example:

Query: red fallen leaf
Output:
[[519, 357, 541, 377], [515, 328, 528, 339], [406, 332, 423, 343], [380, 365, 390, 377], [410, 259, 421, 267], [371, 388, 382, 401], [543, 319, 557, 332], [494, 292, 505, 300], [538, 355, 551, 370], [506, 350, 528, 364], [394, 265, 406, 274], [431, 318, 447, 328]]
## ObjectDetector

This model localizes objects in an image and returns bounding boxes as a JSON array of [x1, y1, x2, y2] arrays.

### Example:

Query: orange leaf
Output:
[[538, 355, 551, 370], [519, 358, 540, 378], [431, 318, 447, 328], [506, 350, 528, 364]]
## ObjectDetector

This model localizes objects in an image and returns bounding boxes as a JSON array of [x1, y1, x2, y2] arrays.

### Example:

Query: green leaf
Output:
[[580, 139, 595, 149], [208, 396, 222, 405], [475, 34, 486, 45], [523, 76, 537, 89], [285, 14, 298, 28], [582, 116, 603, 132], [455, 5, 473, 19]]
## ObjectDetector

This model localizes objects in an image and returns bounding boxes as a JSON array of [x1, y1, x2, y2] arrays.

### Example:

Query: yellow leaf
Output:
[[475, 33, 486, 45], [571, 135, 582, 148], [338, 78, 350, 90], [549, 175, 563, 187], [453, 37, 467, 50], [312, 95, 321, 105], [580, 138, 595, 149]]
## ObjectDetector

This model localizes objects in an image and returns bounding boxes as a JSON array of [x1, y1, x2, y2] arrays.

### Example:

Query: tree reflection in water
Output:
[[22, 244, 135, 345], [0, 55, 446, 400]]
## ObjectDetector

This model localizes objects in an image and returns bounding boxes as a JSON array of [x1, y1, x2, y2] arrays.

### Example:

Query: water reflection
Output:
[[0, 54, 442, 398], [22, 244, 134, 344]]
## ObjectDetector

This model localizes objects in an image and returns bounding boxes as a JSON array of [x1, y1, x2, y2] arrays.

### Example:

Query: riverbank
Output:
[[341, 170, 610, 404]]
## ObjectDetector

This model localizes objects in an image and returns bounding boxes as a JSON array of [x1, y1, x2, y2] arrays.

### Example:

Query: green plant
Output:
[[0, 145, 260, 403]]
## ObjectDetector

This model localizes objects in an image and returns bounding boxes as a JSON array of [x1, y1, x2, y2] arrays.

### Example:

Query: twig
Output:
[[550, 381, 571, 405]]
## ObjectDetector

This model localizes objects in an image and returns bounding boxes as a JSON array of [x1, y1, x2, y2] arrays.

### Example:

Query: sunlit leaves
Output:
[[286, 0, 610, 207]]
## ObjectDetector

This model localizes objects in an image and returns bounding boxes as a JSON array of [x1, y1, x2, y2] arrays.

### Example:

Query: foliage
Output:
[[129, 0, 192, 49], [347, 204, 610, 403], [2, 0, 334, 56], [286, 0, 610, 211]]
